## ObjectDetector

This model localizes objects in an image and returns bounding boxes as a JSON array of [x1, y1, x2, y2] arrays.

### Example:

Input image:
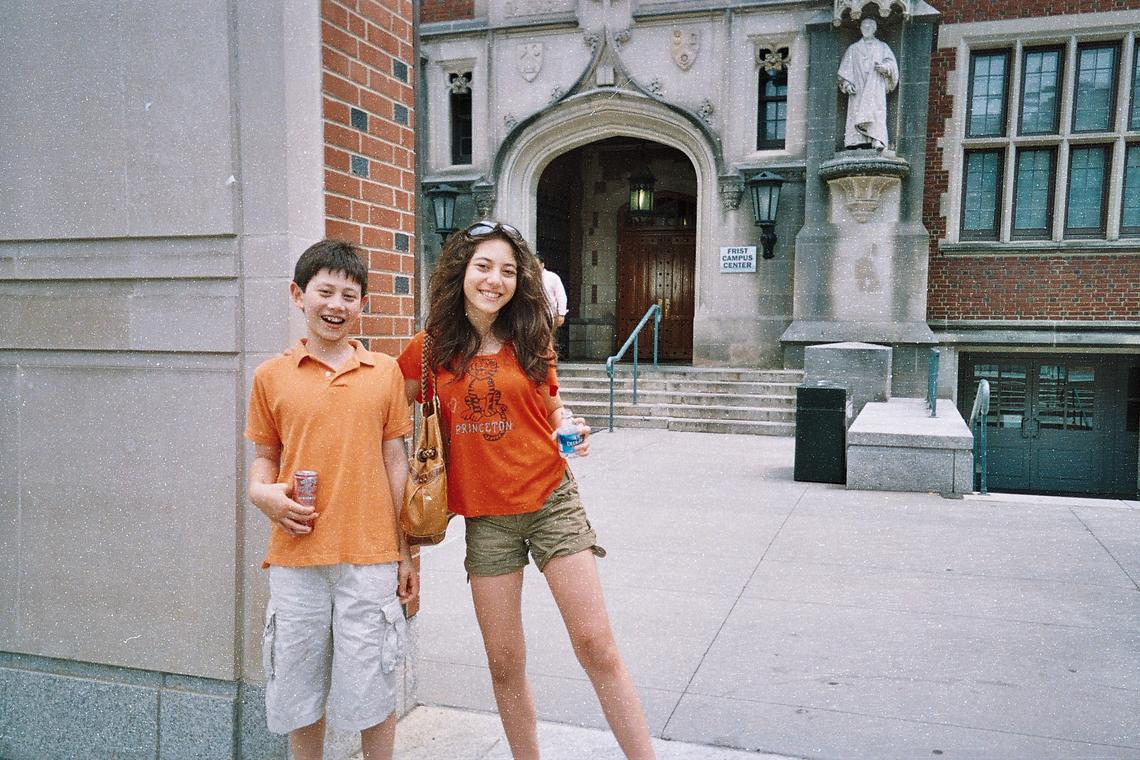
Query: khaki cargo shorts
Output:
[[464, 469, 606, 576]]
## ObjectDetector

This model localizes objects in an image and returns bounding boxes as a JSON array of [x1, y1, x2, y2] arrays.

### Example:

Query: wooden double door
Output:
[[616, 227, 695, 362]]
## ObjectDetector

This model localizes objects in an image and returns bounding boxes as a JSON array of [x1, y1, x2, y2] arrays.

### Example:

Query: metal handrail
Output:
[[927, 348, 940, 417], [604, 304, 662, 432], [969, 379, 991, 495]]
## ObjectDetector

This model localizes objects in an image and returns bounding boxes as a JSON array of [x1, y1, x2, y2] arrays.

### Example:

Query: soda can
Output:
[[293, 470, 318, 508]]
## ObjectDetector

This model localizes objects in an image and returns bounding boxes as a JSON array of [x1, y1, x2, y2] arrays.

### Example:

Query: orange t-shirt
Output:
[[397, 331, 566, 518], [245, 339, 412, 568]]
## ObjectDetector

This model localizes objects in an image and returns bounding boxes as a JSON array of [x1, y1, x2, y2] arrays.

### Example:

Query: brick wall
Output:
[[321, 0, 416, 354], [924, 0, 1140, 322], [420, 0, 473, 24], [928, 256, 1140, 320]]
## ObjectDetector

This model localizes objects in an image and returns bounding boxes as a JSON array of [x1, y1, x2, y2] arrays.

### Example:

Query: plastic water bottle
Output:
[[556, 408, 582, 458]]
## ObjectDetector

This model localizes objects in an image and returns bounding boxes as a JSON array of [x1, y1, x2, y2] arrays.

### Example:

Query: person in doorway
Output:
[[837, 16, 898, 150], [539, 254, 569, 356], [245, 239, 417, 760], [538, 255, 568, 329], [397, 220, 656, 760]]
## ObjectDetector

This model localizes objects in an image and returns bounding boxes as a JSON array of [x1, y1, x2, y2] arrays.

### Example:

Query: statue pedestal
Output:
[[782, 150, 935, 396]]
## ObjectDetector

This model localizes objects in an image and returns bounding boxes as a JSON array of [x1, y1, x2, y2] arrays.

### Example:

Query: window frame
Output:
[[1018, 45, 1064, 136], [1071, 41, 1120, 135], [966, 49, 1012, 138], [756, 57, 789, 150], [1120, 142, 1140, 235], [1130, 39, 1140, 131], [1010, 146, 1056, 240], [1064, 143, 1111, 237], [949, 26, 1140, 247], [960, 148, 1005, 240], [448, 70, 473, 166]]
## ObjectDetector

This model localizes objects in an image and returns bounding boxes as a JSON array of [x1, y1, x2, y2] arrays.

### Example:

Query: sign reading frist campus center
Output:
[[719, 246, 757, 273]]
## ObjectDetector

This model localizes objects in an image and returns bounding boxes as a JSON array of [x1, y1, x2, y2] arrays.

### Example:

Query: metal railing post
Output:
[[632, 335, 639, 404], [603, 304, 662, 432], [928, 348, 940, 417], [970, 379, 991, 495], [607, 362, 615, 433], [979, 413, 988, 495], [653, 309, 661, 369]]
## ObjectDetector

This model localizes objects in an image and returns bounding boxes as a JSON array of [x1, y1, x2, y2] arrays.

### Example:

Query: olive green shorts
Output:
[[464, 470, 606, 577]]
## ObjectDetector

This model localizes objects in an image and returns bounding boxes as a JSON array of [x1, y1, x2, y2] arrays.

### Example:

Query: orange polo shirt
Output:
[[245, 339, 412, 568], [397, 331, 566, 518]]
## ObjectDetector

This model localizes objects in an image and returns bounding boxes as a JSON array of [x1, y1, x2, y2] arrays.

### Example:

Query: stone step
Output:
[[559, 377, 801, 396], [571, 400, 796, 423], [592, 414, 796, 436], [554, 364, 803, 437], [557, 362, 803, 381], [560, 387, 798, 409]]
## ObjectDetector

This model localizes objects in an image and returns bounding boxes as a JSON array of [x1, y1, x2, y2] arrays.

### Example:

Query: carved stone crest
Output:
[[518, 42, 544, 82], [671, 29, 699, 71], [719, 174, 745, 211], [698, 99, 714, 124], [834, 0, 910, 25], [472, 181, 497, 218]]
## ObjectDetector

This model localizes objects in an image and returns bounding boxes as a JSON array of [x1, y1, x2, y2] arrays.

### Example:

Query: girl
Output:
[[397, 220, 655, 759]]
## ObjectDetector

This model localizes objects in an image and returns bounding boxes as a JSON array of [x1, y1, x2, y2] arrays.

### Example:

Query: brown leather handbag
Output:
[[401, 335, 451, 545]]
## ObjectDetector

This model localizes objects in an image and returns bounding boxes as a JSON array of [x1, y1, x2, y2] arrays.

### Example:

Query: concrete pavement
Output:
[[395, 428, 1140, 759]]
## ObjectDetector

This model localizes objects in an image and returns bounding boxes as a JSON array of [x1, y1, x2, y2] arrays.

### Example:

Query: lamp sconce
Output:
[[628, 158, 656, 219], [746, 170, 785, 259], [425, 184, 460, 242]]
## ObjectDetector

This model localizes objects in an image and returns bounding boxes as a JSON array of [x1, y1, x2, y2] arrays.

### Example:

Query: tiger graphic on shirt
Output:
[[457, 356, 511, 441]]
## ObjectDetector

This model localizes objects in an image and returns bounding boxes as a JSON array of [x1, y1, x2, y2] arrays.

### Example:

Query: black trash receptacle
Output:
[[794, 384, 847, 484]]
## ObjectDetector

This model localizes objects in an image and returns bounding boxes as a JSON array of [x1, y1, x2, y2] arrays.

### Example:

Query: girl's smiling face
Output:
[[463, 237, 518, 327]]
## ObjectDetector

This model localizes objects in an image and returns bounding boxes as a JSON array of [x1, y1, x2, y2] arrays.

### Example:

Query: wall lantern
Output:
[[426, 183, 459, 242], [628, 161, 656, 218], [747, 170, 785, 259]]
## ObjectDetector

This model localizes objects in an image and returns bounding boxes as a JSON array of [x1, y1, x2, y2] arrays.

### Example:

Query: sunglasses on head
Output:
[[464, 220, 524, 243]]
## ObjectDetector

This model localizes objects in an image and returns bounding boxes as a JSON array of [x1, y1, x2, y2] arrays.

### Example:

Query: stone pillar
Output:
[[783, 2, 940, 397]]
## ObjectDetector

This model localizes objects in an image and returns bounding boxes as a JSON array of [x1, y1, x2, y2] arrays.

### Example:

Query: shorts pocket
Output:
[[379, 600, 407, 674], [261, 607, 277, 681]]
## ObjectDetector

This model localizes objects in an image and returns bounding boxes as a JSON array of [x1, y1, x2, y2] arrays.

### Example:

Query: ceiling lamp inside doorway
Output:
[[628, 158, 656, 219]]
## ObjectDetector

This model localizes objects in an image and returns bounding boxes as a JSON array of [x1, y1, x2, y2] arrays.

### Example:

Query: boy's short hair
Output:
[[293, 239, 368, 294]]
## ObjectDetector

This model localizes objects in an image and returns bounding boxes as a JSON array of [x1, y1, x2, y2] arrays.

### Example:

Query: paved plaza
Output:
[[391, 428, 1140, 759]]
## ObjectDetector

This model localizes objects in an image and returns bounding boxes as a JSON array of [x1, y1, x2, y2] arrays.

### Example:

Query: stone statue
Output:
[[837, 18, 898, 150]]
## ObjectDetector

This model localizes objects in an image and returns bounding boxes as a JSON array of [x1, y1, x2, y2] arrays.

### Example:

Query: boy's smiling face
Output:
[[290, 268, 363, 348]]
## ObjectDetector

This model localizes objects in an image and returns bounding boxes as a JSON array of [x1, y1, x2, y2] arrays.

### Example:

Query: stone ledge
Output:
[[848, 398, 973, 448], [846, 398, 974, 494]]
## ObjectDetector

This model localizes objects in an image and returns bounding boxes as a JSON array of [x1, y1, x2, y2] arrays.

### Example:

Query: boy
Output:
[[245, 239, 416, 760]]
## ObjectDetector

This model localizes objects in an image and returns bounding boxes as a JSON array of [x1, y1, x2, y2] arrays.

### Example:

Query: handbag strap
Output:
[[421, 333, 435, 406]]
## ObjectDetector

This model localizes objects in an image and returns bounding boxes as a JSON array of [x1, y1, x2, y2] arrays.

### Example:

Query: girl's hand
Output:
[[572, 416, 590, 457]]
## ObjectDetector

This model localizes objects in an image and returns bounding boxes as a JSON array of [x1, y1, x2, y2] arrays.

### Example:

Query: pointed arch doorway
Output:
[[533, 136, 697, 362], [616, 193, 696, 362]]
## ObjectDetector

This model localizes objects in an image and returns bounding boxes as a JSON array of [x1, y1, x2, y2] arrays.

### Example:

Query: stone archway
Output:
[[492, 91, 719, 316]]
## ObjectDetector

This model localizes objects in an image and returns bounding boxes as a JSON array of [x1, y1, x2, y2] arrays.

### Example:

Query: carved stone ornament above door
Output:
[[518, 42, 544, 82], [671, 29, 699, 71], [833, 0, 911, 25]]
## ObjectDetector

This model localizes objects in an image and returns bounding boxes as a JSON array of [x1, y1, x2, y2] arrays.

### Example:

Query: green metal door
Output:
[[962, 355, 1138, 497]]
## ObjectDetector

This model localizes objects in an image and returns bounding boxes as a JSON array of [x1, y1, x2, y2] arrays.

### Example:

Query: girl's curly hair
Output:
[[424, 222, 555, 384]]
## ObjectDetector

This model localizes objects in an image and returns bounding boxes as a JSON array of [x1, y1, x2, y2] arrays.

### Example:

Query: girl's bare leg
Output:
[[544, 551, 656, 759], [470, 570, 540, 760]]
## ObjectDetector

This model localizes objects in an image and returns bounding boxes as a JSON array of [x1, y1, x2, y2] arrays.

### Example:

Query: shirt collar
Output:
[[288, 338, 375, 367]]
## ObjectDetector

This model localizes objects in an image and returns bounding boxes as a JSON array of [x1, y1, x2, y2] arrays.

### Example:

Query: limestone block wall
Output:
[[0, 1, 417, 756]]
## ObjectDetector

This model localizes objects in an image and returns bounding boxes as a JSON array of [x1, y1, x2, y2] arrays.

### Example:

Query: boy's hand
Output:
[[397, 548, 419, 605], [249, 481, 317, 536]]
